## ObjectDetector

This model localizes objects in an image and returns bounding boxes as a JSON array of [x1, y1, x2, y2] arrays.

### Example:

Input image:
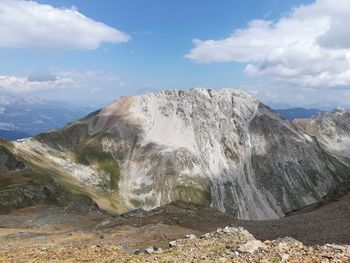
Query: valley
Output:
[[0, 95, 92, 140]]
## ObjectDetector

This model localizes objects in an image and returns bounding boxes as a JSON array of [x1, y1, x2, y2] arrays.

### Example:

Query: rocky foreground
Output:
[[1, 226, 349, 262]]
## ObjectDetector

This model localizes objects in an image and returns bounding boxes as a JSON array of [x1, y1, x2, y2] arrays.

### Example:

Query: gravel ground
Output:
[[1, 226, 349, 262], [0, 190, 350, 262]]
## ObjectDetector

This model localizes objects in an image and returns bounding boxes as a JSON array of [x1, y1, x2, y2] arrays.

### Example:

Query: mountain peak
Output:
[[92, 88, 259, 151], [25, 88, 350, 220]]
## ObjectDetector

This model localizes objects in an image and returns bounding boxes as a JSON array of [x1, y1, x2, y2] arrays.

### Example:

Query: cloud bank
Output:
[[186, 0, 350, 88], [0, 0, 130, 50], [0, 70, 125, 93], [0, 73, 74, 93]]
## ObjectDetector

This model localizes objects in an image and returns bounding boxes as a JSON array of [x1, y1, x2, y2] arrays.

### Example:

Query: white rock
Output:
[[281, 254, 290, 262], [145, 247, 155, 254], [169, 241, 177, 247], [185, 234, 197, 239], [238, 240, 266, 254]]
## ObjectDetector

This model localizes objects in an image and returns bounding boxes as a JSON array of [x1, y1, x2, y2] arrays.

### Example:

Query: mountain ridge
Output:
[[14, 88, 350, 220], [0, 94, 94, 140]]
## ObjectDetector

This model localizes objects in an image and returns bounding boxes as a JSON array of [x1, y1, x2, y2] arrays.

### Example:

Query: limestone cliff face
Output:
[[29, 89, 350, 219], [294, 109, 350, 158]]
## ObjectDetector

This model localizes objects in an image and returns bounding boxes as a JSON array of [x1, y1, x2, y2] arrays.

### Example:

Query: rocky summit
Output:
[[14, 88, 350, 220]]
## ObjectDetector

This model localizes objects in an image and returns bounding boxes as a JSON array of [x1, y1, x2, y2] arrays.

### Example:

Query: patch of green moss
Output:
[[129, 198, 142, 207], [175, 184, 211, 207], [72, 133, 121, 191], [132, 184, 153, 195], [97, 159, 120, 190], [75, 143, 111, 165], [128, 192, 157, 208]]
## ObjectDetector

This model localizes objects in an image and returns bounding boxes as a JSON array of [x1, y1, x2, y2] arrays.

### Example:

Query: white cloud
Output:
[[0, 74, 74, 92], [0, 0, 130, 50], [186, 0, 350, 88], [0, 70, 126, 93]]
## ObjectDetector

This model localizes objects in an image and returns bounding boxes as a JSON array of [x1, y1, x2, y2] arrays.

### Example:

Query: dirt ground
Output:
[[0, 191, 350, 262]]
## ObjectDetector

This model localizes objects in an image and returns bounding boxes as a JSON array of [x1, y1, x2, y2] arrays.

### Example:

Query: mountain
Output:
[[307, 102, 350, 112], [277, 108, 322, 121], [0, 130, 31, 141], [0, 94, 93, 140], [13, 88, 349, 220], [294, 109, 350, 158], [266, 100, 350, 112], [0, 138, 97, 213]]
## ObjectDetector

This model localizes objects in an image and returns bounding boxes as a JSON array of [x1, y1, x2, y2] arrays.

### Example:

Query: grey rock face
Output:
[[294, 109, 350, 158], [0, 141, 98, 213], [33, 89, 350, 219]]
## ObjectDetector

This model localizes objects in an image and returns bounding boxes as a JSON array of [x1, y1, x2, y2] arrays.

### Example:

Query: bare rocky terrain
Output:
[[1, 89, 350, 262], [25, 89, 350, 220], [0, 197, 350, 262]]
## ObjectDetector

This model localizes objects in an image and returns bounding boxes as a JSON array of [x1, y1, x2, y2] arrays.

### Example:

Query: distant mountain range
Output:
[[0, 94, 94, 140], [266, 101, 350, 111], [0, 93, 347, 141], [276, 108, 323, 121], [0, 130, 31, 141]]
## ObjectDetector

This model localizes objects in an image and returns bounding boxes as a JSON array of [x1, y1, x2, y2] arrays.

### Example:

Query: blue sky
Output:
[[1, 0, 350, 108]]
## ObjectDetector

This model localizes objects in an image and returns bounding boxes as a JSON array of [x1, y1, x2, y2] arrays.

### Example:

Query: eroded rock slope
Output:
[[0, 139, 97, 213], [19, 88, 350, 219], [294, 109, 350, 159]]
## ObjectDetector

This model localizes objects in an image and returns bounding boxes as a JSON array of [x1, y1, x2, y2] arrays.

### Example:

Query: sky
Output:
[[1, 0, 350, 108]]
